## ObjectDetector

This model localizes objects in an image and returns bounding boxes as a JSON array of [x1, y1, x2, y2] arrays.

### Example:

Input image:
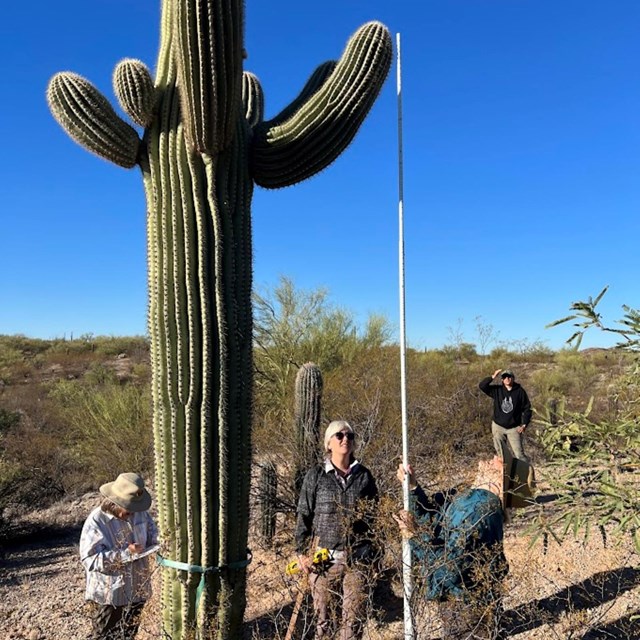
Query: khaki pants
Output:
[[491, 421, 529, 462], [309, 560, 368, 640]]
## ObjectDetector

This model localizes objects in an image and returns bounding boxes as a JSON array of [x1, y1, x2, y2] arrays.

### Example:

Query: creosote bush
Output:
[[0, 338, 145, 529], [49, 376, 153, 485]]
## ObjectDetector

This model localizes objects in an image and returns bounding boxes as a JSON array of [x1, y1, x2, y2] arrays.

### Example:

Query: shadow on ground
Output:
[[0, 522, 81, 548], [0, 523, 81, 594], [503, 566, 640, 638]]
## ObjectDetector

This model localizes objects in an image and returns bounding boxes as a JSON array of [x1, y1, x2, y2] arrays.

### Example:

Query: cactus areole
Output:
[[47, 1, 391, 637]]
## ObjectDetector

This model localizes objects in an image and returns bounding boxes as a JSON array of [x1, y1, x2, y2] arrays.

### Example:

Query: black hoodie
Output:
[[479, 377, 532, 429]]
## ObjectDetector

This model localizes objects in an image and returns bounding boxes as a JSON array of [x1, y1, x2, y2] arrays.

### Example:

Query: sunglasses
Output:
[[334, 431, 355, 442]]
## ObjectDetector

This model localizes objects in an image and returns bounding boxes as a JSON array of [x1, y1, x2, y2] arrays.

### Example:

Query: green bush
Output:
[[436, 342, 479, 362], [518, 341, 554, 362], [490, 340, 553, 363], [93, 335, 149, 357], [83, 363, 119, 386], [253, 277, 392, 454], [532, 288, 640, 548], [0, 399, 70, 521], [528, 349, 600, 412], [49, 378, 153, 484], [0, 335, 51, 356], [0, 407, 20, 433]]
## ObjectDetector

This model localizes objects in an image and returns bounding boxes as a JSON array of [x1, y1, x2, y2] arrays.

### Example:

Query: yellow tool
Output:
[[286, 548, 331, 576]]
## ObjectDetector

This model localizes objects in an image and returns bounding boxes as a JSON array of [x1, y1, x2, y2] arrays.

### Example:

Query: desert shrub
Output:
[[252, 279, 395, 519], [488, 346, 512, 361], [0, 345, 25, 374], [532, 288, 640, 548], [322, 346, 401, 494], [490, 339, 553, 363], [529, 365, 570, 403], [0, 340, 154, 526], [436, 342, 479, 362], [518, 341, 555, 362], [45, 335, 96, 355], [529, 349, 600, 410], [0, 335, 149, 373], [0, 407, 20, 433], [555, 349, 599, 384], [320, 347, 495, 496], [92, 335, 149, 357], [405, 355, 494, 477], [0, 456, 22, 488], [83, 362, 119, 386], [0, 448, 66, 510], [0, 397, 71, 535], [0, 334, 52, 357], [131, 361, 152, 382], [0, 335, 46, 381], [49, 377, 153, 485], [0, 335, 115, 380], [0, 456, 23, 538], [253, 277, 392, 456]]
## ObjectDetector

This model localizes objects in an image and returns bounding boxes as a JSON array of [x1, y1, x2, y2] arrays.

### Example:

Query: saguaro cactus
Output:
[[294, 362, 324, 491], [258, 461, 278, 544], [47, 1, 391, 638]]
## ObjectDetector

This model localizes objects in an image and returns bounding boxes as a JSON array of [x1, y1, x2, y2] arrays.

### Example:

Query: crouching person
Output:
[[80, 472, 158, 640], [295, 421, 379, 640], [395, 458, 509, 640]]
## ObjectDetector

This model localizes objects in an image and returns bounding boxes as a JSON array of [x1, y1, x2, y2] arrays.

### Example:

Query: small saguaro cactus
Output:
[[294, 362, 324, 491], [47, 1, 391, 638], [258, 461, 278, 544]]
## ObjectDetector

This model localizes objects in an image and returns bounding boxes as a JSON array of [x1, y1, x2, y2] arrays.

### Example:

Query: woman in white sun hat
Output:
[[79, 472, 158, 640]]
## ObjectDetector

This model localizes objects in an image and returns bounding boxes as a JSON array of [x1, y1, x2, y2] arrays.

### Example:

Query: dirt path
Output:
[[1, 525, 88, 640]]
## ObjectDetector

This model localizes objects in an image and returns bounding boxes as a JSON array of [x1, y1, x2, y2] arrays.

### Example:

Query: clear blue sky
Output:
[[2, 1, 639, 351]]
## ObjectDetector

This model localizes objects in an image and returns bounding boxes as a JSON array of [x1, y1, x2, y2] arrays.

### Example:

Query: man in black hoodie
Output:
[[479, 369, 532, 462]]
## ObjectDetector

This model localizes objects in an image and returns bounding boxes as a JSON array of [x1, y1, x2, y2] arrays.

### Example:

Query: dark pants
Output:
[[89, 601, 144, 640]]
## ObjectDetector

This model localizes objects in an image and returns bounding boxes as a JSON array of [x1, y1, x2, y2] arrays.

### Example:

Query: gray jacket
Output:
[[295, 460, 378, 554]]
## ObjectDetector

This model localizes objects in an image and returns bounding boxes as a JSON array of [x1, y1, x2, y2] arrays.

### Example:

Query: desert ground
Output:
[[1, 467, 638, 640]]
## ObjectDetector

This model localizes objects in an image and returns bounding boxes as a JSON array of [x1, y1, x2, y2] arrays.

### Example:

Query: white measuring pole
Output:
[[396, 32, 414, 640]]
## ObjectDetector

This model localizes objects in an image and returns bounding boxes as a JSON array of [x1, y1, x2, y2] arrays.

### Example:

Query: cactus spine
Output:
[[295, 362, 324, 489], [47, 1, 391, 638]]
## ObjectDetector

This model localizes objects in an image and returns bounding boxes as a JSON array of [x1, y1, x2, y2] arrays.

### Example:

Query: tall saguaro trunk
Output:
[[145, 92, 254, 635], [47, 1, 392, 637]]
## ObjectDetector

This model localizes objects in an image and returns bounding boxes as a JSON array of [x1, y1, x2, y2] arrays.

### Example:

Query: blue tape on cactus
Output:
[[156, 551, 253, 615]]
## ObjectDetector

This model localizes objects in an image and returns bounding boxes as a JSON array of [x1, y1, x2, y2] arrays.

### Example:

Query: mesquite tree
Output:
[[47, 1, 391, 637]]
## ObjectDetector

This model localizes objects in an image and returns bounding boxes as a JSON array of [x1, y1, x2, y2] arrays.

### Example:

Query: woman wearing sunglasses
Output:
[[295, 420, 379, 640]]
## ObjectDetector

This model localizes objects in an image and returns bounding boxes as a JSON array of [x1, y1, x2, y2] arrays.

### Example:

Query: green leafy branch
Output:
[[528, 399, 640, 552], [546, 285, 640, 350]]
